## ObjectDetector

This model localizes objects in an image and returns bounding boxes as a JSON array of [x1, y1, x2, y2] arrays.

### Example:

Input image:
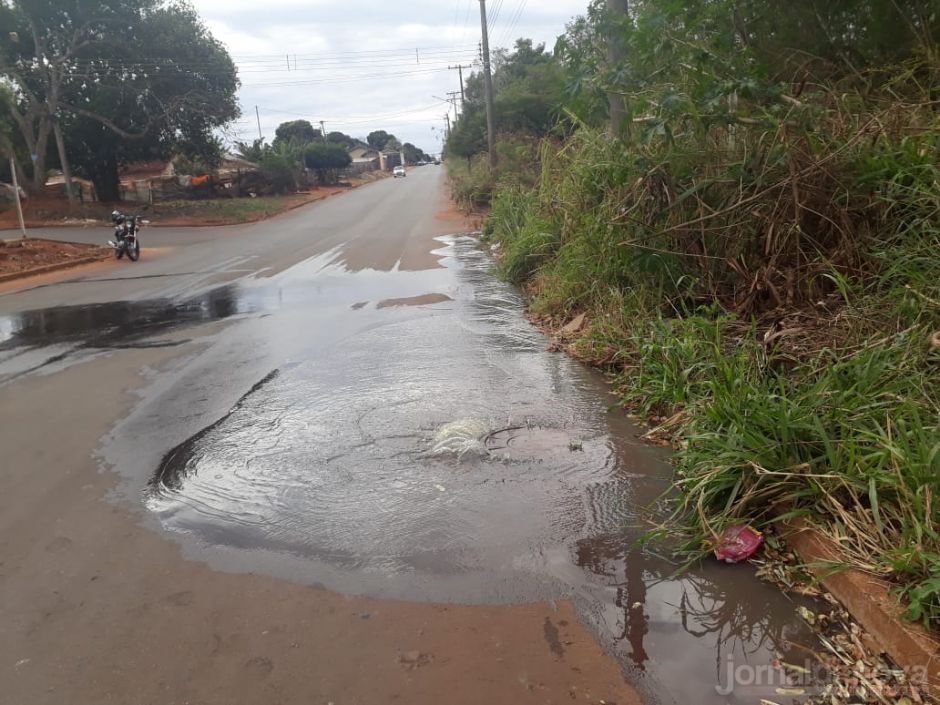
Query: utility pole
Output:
[[319, 120, 326, 139], [444, 113, 451, 140], [446, 91, 461, 117], [607, 0, 629, 138], [9, 157, 26, 238], [448, 64, 472, 110], [255, 106, 263, 140], [478, 0, 497, 167]]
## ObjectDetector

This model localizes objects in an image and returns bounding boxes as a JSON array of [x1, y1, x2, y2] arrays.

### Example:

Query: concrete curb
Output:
[[783, 519, 940, 695]]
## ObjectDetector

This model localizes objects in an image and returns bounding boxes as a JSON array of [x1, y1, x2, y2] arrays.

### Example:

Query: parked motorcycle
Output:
[[108, 210, 147, 261]]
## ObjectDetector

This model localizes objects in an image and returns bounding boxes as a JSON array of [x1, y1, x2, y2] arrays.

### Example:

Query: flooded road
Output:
[[0, 170, 817, 705]]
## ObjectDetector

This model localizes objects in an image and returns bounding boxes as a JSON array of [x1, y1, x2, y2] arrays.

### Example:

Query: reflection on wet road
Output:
[[0, 235, 817, 704]]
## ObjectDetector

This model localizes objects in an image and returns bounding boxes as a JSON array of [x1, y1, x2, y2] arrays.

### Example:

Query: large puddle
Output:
[[0, 236, 819, 704]]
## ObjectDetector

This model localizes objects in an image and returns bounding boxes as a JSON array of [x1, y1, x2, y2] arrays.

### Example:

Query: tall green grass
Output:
[[482, 92, 940, 626]]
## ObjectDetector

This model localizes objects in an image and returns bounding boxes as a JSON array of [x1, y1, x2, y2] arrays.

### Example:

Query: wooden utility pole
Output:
[[446, 91, 461, 117], [448, 64, 472, 111], [607, 0, 629, 138], [478, 0, 497, 167], [255, 106, 263, 140]]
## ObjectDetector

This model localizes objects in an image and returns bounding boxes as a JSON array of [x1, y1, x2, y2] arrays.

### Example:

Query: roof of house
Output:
[[349, 146, 380, 160], [221, 152, 260, 170]]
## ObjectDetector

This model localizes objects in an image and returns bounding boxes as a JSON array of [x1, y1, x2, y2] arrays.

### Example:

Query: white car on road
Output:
[[393, 166, 406, 178]]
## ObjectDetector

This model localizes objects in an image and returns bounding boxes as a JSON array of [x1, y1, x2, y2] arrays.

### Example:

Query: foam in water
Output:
[[429, 418, 489, 459]]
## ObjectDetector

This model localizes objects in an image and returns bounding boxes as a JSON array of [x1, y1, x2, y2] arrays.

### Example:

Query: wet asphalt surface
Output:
[[0, 168, 819, 704]]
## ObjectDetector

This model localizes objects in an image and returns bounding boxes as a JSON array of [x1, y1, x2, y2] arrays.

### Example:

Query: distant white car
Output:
[[393, 166, 406, 178]]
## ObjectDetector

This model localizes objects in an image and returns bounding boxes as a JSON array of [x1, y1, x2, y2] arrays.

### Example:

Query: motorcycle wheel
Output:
[[115, 245, 124, 260], [128, 240, 140, 261]]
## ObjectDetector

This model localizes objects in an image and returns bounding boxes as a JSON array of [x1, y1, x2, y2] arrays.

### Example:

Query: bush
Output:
[[303, 143, 351, 185], [259, 151, 301, 194]]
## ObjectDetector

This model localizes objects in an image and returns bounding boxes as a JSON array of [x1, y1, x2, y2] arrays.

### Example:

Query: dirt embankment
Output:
[[0, 238, 110, 281]]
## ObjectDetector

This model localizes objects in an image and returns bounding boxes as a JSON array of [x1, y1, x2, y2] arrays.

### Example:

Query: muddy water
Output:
[[0, 236, 818, 704]]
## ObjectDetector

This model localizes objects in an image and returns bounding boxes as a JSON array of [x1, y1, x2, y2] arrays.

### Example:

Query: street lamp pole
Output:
[[9, 157, 26, 239]]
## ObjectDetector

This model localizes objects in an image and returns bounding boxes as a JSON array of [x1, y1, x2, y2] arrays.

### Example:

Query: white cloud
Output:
[[191, 0, 591, 152]]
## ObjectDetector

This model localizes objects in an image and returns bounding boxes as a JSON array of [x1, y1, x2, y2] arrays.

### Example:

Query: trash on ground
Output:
[[713, 524, 764, 563]]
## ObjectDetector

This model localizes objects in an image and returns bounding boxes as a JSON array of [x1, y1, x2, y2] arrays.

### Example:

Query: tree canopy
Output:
[[274, 120, 321, 148], [401, 142, 431, 164], [303, 142, 351, 185], [326, 131, 356, 148], [446, 39, 565, 161], [0, 0, 239, 200], [366, 130, 398, 151]]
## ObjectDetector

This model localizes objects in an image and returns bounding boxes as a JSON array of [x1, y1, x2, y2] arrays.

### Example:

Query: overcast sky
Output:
[[188, 0, 589, 155]]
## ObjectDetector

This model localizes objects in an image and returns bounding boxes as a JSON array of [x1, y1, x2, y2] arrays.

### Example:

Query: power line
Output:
[[497, 0, 528, 49], [242, 67, 457, 88], [64, 50, 479, 74], [258, 100, 451, 123], [458, 0, 474, 45], [488, 0, 506, 36]]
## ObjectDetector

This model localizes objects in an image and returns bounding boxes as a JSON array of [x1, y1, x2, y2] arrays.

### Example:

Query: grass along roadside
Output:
[[458, 86, 940, 630]]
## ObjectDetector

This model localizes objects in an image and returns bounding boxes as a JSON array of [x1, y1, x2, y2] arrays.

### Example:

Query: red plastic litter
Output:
[[713, 524, 764, 563]]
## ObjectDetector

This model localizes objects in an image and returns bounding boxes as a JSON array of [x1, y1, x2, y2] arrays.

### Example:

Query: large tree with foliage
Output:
[[401, 142, 430, 164], [446, 39, 565, 161], [0, 0, 239, 200], [303, 142, 350, 185], [366, 130, 396, 151], [274, 120, 320, 148], [326, 130, 356, 148]]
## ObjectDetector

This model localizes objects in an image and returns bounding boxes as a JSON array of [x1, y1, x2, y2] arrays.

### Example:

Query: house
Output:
[[347, 145, 381, 175], [379, 149, 403, 171], [44, 173, 96, 202], [349, 146, 380, 162], [218, 153, 260, 178]]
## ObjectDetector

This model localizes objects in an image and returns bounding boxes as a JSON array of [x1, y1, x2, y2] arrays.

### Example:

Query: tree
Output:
[[303, 143, 351, 185], [0, 83, 26, 185], [401, 142, 430, 164], [326, 131, 356, 148], [260, 141, 302, 194], [366, 130, 394, 150], [274, 120, 319, 148], [234, 138, 267, 163], [446, 111, 486, 164], [446, 39, 565, 160], [0, 0, 239, 200]]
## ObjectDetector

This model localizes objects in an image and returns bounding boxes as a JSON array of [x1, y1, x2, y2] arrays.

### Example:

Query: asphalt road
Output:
[[0, 166, 813, 705], [0, 167, 646, 705], [1, 167, 451, 311]]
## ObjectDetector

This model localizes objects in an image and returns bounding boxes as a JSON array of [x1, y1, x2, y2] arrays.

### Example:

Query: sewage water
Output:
[[0, 236, 819, 704]]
